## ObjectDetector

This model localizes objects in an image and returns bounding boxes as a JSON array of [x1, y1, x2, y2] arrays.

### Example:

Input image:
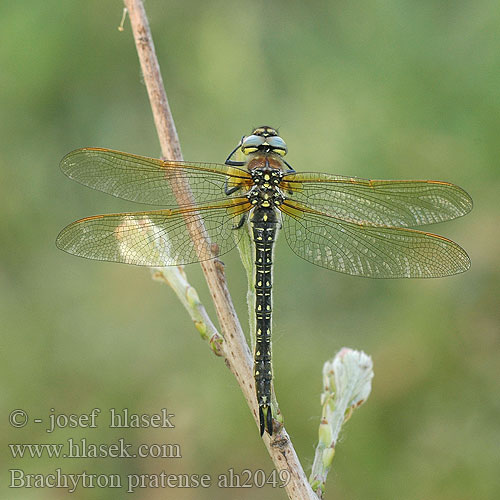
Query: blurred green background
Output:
[[1, 1, 499, 499]]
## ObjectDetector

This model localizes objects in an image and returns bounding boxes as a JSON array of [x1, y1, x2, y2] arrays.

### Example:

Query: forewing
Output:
[[61, 148, 252, 206], [281, 172, 472, 227], [56, 199, 251, 266], [280, 201, 470, 278]]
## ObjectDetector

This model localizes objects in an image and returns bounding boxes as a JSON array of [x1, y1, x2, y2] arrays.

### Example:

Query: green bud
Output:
[[194, 320, 207, 339], [186, 285, 200, 307], [318, 418, 332, 446], [322, 447, 335, 469]]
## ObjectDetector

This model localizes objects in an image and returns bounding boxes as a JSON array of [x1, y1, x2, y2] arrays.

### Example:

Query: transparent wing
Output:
[[280, 201, 470, 278], [56, 199, 251, 266], [281, 172, 472, 227], [61, 148, 252, 206]]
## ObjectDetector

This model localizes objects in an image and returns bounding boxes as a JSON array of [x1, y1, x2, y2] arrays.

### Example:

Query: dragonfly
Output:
[[57, 126, 472, 436]]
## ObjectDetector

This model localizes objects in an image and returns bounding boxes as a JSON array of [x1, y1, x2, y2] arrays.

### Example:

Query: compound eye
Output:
[[267, 136, 288, 156], [241, 134, 265, 154]]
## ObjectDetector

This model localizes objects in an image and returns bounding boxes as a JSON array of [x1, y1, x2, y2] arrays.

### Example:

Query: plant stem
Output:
[[122, 1, 316, 498], [151, 267, 223, 356]]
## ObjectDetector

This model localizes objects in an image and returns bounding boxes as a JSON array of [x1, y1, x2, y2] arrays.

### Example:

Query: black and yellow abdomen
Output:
[[251, 207, 279, 435]]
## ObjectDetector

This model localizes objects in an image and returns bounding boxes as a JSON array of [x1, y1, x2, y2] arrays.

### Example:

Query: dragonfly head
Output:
[[240, 126, 288, 157]]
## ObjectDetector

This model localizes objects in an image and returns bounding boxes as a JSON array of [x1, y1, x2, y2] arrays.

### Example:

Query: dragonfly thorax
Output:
[[247, 168, 284, 209], [251, 168, 282, 187]]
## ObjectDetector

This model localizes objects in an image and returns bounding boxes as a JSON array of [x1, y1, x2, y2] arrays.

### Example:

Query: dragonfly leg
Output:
[[224, 136, 246, 166], [226, 160, 246, 166], [232, 213, 248, 230], [283, 159, 296, 194], [224, 178, 242, 195], [283, 159, 295, 173]]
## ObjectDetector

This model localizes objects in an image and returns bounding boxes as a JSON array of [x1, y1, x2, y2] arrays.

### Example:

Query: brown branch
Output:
[[122, 1, 317, 498]]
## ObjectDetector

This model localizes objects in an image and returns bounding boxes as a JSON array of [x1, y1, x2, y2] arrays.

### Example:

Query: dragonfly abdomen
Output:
[[251, 207, 279, 436]]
